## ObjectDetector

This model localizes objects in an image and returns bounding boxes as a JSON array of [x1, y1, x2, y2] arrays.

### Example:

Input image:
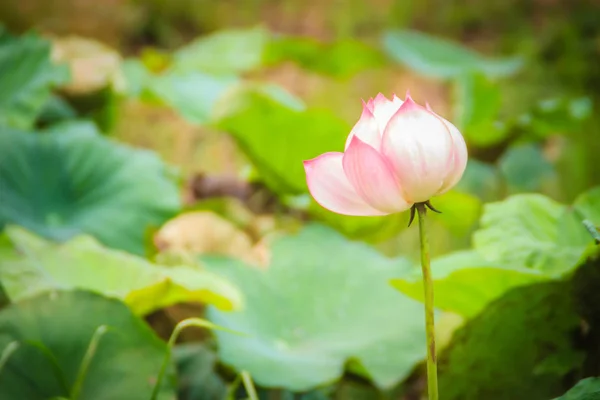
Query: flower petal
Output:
[[304, 152, 386, 216], [343, 137, 411, 213], [435, 114, 468, 194], [371, 93, 403, 134], [344, 102, 381, 150], [381, 96, 454, 202]]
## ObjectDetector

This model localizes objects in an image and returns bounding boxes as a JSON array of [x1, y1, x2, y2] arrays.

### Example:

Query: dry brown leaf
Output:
[[154, 211, 270, 269], [50, 35, 122, 94]]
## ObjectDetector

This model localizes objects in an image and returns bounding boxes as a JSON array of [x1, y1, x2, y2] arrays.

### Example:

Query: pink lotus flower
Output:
[[303, 93, 468, 216]]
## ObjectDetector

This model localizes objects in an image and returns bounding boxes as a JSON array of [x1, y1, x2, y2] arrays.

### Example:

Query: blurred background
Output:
[[1, 1, 600, 399]]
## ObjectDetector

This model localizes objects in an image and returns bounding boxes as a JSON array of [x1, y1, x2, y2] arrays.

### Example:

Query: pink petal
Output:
[[304, 152, 386, 216], [344, 102, 381, 150], [381, 95, 454, 203], [343, 137, 411, 213], [371, 93, 403, 134], [365, 97, 375, 112]]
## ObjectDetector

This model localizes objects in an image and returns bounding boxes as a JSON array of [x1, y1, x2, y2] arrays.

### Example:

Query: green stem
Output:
[[71, 325, 108, 400], [0, 341, 19, 376], [416, 203, 438, 400], [150, 318, 246, 400], [241, 371, 259, 400]]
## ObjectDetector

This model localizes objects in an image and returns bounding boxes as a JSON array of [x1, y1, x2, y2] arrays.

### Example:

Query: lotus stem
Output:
[[416, 202, 438, 400]]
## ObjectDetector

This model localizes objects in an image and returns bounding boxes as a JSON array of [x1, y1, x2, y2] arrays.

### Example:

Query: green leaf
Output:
[[0, 290, 176, 400], [0, 121, 181, 255], [264, 36, 387, 78], [521, 97, 593, 140], [0, 226, 242, 314], [453, 74, 507, 147], [454, 160, 501, 201], [432, 191, 482, 236], [173, 343, 226, 400], [305, 197, 408, 242], [574, 186, 600, 226], [438, 281, 584, 400], [216, 90, 348, 195], [173, 26, 268, 74], [37, 94, 77, 126], [555, 378, 600, 400], [146, 71, 238, 125], [382, 30, 522, 79], [391, 251, 546, 317], [204, 224, 426, 391], [472, 194, 589, 275], [0, 27, 69, 129], [120, 59, 154, 98], [498, 144, 556, 194]]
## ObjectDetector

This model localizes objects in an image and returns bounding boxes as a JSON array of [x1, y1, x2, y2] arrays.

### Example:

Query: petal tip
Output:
[[396, 92, 423, 114]]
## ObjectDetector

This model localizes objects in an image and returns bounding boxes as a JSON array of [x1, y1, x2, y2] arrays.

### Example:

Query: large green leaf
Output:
[[0, 226, 242, 314], [205, 224, 426, 391], [0, 121, 181, 255], [173, 26, 268, 74], [472, 194, 589, 275], [382, 30, 522, 79], [391, 251, 546, 317], [0, 27, 69, 129], [0, 290, 175, 400], [438, 281, 584, 400], [396, 193, 596, 317], [555, 378, 600, 400]]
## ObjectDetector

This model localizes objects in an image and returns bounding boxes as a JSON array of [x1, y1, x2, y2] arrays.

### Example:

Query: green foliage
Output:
[[473, 194, 589, 275], [382, 30, 523, 79], [146, 71, 238, 125], [574, 186, 600, 226], [264, 36, 387, 78], [173, 343, 226, 400], [173, 26, 268, 75], [555, 378, 600, 400], [498, 144, 556, 194], [121, 59, 238, 125], [438, 281, 584, 400], [391, 250, 545, 317], [205, 224, 426, 391], [216, 90, 348, 195], [0, 290, 176, 400], [1, 10, 598, 400], [454, 160, 501, 201], [393, 192, 596, 317], [0, 27, 69, 129], [453, 73, 506, 147], [0, 121, 181, 255], [0, 226, 242, 314]]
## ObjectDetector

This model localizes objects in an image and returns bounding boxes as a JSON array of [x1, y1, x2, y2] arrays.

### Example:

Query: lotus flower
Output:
[[303, 93, 467, 216]]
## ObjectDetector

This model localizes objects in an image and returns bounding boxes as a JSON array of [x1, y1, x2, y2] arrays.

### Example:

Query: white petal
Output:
[[371, 93, 403, 134], [344, 102, 381, 150], [381, 96, 454, 203], [434, 113, 468, 195]]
